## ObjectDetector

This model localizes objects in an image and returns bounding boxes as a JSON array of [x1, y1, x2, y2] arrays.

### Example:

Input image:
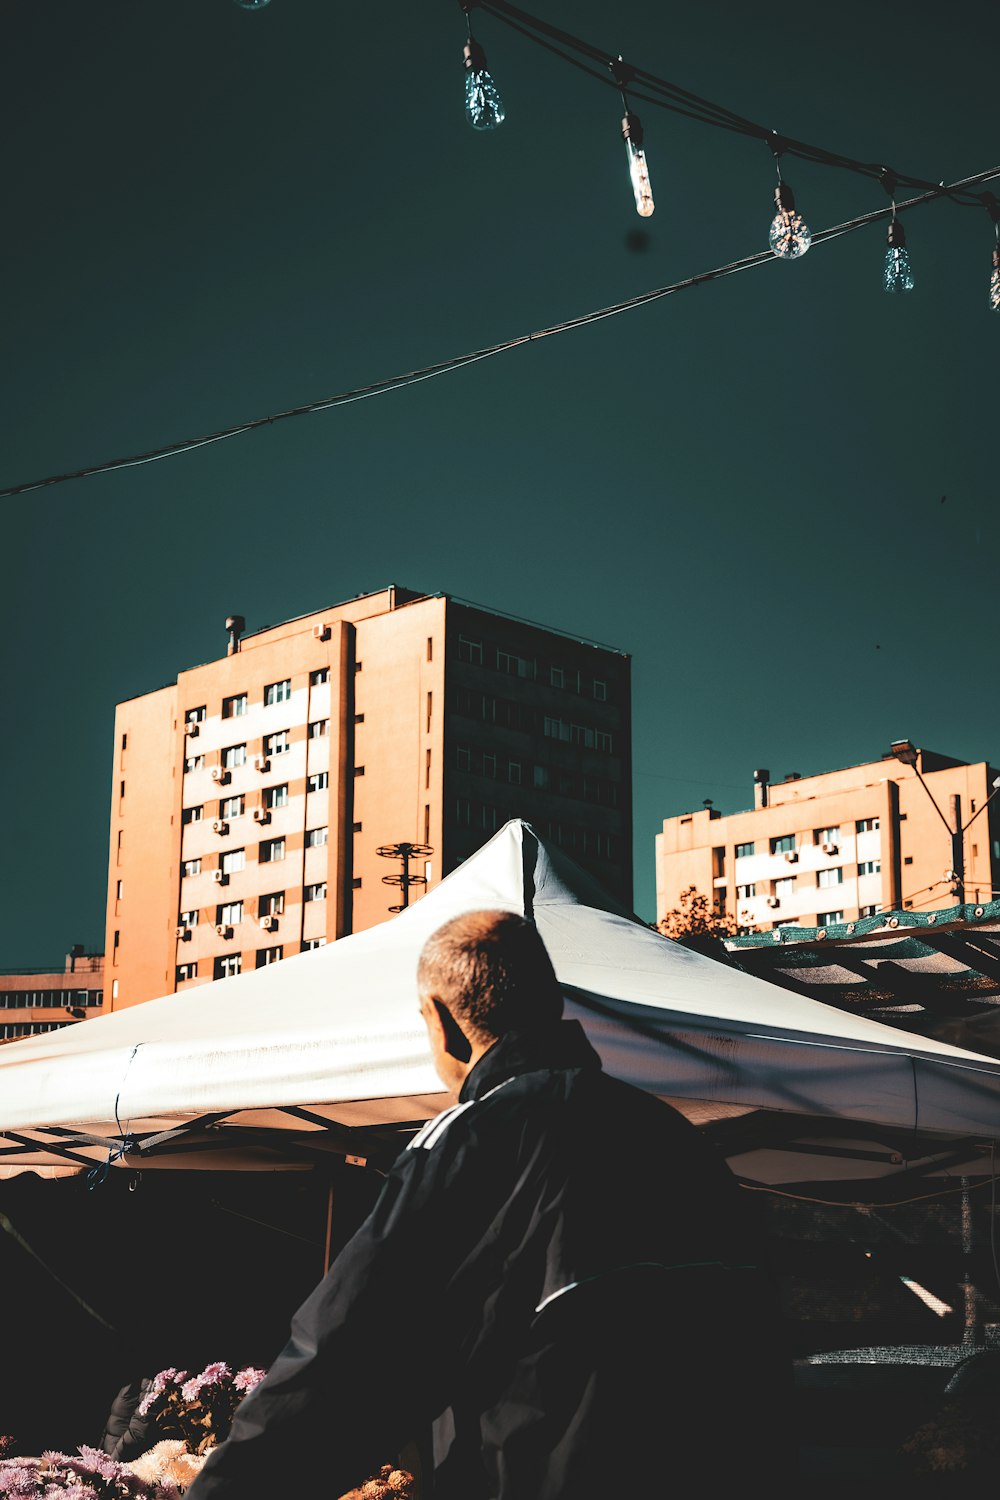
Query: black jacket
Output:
[[186, 1021, 794, 1499]]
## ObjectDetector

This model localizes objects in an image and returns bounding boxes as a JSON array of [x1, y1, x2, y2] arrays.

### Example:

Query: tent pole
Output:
[[323, 1180, 334, 1276]]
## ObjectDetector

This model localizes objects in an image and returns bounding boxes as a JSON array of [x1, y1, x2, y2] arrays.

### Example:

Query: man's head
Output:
[[417, 909, 563, 1094]]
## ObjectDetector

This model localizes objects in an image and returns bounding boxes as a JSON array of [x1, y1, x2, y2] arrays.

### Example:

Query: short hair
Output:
[[417, 909, 563, 1042]]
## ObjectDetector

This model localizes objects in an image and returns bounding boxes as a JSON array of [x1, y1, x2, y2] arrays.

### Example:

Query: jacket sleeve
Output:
[[184, 1123, 485, 1500]]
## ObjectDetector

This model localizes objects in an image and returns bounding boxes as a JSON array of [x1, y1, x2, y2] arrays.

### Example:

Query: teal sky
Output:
[[3, 0, 999, 959]]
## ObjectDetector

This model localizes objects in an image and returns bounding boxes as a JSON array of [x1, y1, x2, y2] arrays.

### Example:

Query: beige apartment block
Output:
[[656, 748, 1000, 933], [107, 586, 632, 1009], [0, 947, 104, 1042]]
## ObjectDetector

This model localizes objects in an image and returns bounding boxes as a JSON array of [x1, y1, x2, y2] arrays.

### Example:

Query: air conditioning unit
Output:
[[215, 923, 233, 939], [260, 914, 278, 932], [313, 623, 332, 641], [821, 842, 838, 855], [185, 722, 200, 738], [211, 819, 229, 835], [784, 850, 798, 863], [766, 896, 780, 908], [210, 766, 230, 784], [252, 755, 271, 773], [211, 869, 228, 885], [175, 925, 192, 940], [252, 807, 271, 824]]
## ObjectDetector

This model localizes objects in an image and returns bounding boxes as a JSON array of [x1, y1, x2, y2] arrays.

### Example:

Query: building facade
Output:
[[0, 947, 104, 1041], [656, 749, 1000, 933], [107, 586, 632, 1009]]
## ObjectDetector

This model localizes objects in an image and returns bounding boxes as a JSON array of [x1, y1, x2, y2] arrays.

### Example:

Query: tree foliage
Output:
[[657, 886, 755, 945]]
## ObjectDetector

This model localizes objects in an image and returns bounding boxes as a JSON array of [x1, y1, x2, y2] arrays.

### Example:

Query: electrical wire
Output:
[[3, 165, 997, 501], [477, 0, 994, 206], [742, 1173, 1000, 1210]]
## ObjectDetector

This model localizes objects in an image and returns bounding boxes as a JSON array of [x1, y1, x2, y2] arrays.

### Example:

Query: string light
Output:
[[986, 196, 1000, 312], [461, 2, 505, 131], [880, 171, 914, 294], [768, 143, 811, 259], [612, 60, 654, 218]]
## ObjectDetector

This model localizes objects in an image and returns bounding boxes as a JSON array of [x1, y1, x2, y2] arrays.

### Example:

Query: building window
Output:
[[305, 882, 327, 902], [735, 842, 755, 859], [424, 804, 431, 843], [223, 743, 247, 769], [309, 719, 328, 739], [856, 817, 880, 833], [264, 784, 289, 810], [257, 947, 284, 968], [181, 858, 201, 878], [303, 937, 327, 950], [182, 805, 203, 825], [533, 765, 550, 790], [308, 771, 329, 792], [593, 679, 607, 701], [860, 904, 879, 918], [458, 635, 483, 666], [456, 797, 472, 827], [816, 910, 844, 926], [184, 754, 205, 773], [265, 729, 290, 756], [457, 745, 471, 772], [265, 679, 292, 706], [176, 963, 197, 983], [425, 748, 432, 789], [508, 761, 522, 785], [482, 751, 496, 779], [259, 837, 285, 863], [816, 826, 841, 844], [817, 867, 844, 888], [178, 910, 198, 930], [595, 730, 613, 753], [550, 666, 564, 689], [260, 891, 285, 917], [770, 834, 796, 854], [214, 955, 242, 979], [310, 668, 329, 686], [737, 883, 756, 900], [223, 694, 248, 719], [220, 847, 246, 876], [858, 860, 881, 876], [186, 706, 206, 724], [775, 877, 796, 898], [219, 900, 243, 926], [306, 826, 328, 847], [221, 794, 245, 820]]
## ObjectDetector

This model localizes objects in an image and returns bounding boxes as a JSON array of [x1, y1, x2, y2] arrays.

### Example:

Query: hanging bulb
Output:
[[622, 113, 654, 218], [769, 182, 811, 259], [463, 39, 505, 130], [884, 218, 914, 293], [233, 0, 271, 8], [990, 247, 1000, 313]]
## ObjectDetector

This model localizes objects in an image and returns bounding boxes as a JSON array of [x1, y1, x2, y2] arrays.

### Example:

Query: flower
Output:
[[134, 1362, 267, 1456], [0, 1448, 180, 1500]]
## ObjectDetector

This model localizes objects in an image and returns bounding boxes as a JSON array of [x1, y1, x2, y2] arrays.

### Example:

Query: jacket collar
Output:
[[460, 1020, 602, 1103]]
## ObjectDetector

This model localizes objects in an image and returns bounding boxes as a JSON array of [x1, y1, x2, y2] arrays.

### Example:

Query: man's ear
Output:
[[433, 999, 473, 1064]]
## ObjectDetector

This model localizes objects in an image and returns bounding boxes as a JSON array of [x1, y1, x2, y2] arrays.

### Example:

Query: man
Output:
[[186, 909, 795, 1499]]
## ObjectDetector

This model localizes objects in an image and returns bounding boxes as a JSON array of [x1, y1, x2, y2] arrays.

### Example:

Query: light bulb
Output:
[[884, 218, 914, 293], [463, 40, 505, 131], [622, 113, 654, 218], [769, 182, 811, 259], [233, 0, 271, 8], [990, 247, 1000, 313]]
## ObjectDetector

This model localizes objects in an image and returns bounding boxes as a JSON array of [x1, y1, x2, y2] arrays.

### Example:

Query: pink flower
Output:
[[233, 1368, 267, 1393]]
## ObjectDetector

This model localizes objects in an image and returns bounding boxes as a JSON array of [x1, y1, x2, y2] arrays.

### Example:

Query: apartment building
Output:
[[656, 747, 1000, 933], [107, 586, 632, 1009], [0, 947, 104, 1041]]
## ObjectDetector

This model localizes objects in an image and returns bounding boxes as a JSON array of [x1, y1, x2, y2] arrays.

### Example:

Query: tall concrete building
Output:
[[656, 747, 1000, 934], [106, 586, 632, 1009]]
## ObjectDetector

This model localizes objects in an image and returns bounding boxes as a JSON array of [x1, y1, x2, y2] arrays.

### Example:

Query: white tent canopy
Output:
[[2, 821, 999, 1185]]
